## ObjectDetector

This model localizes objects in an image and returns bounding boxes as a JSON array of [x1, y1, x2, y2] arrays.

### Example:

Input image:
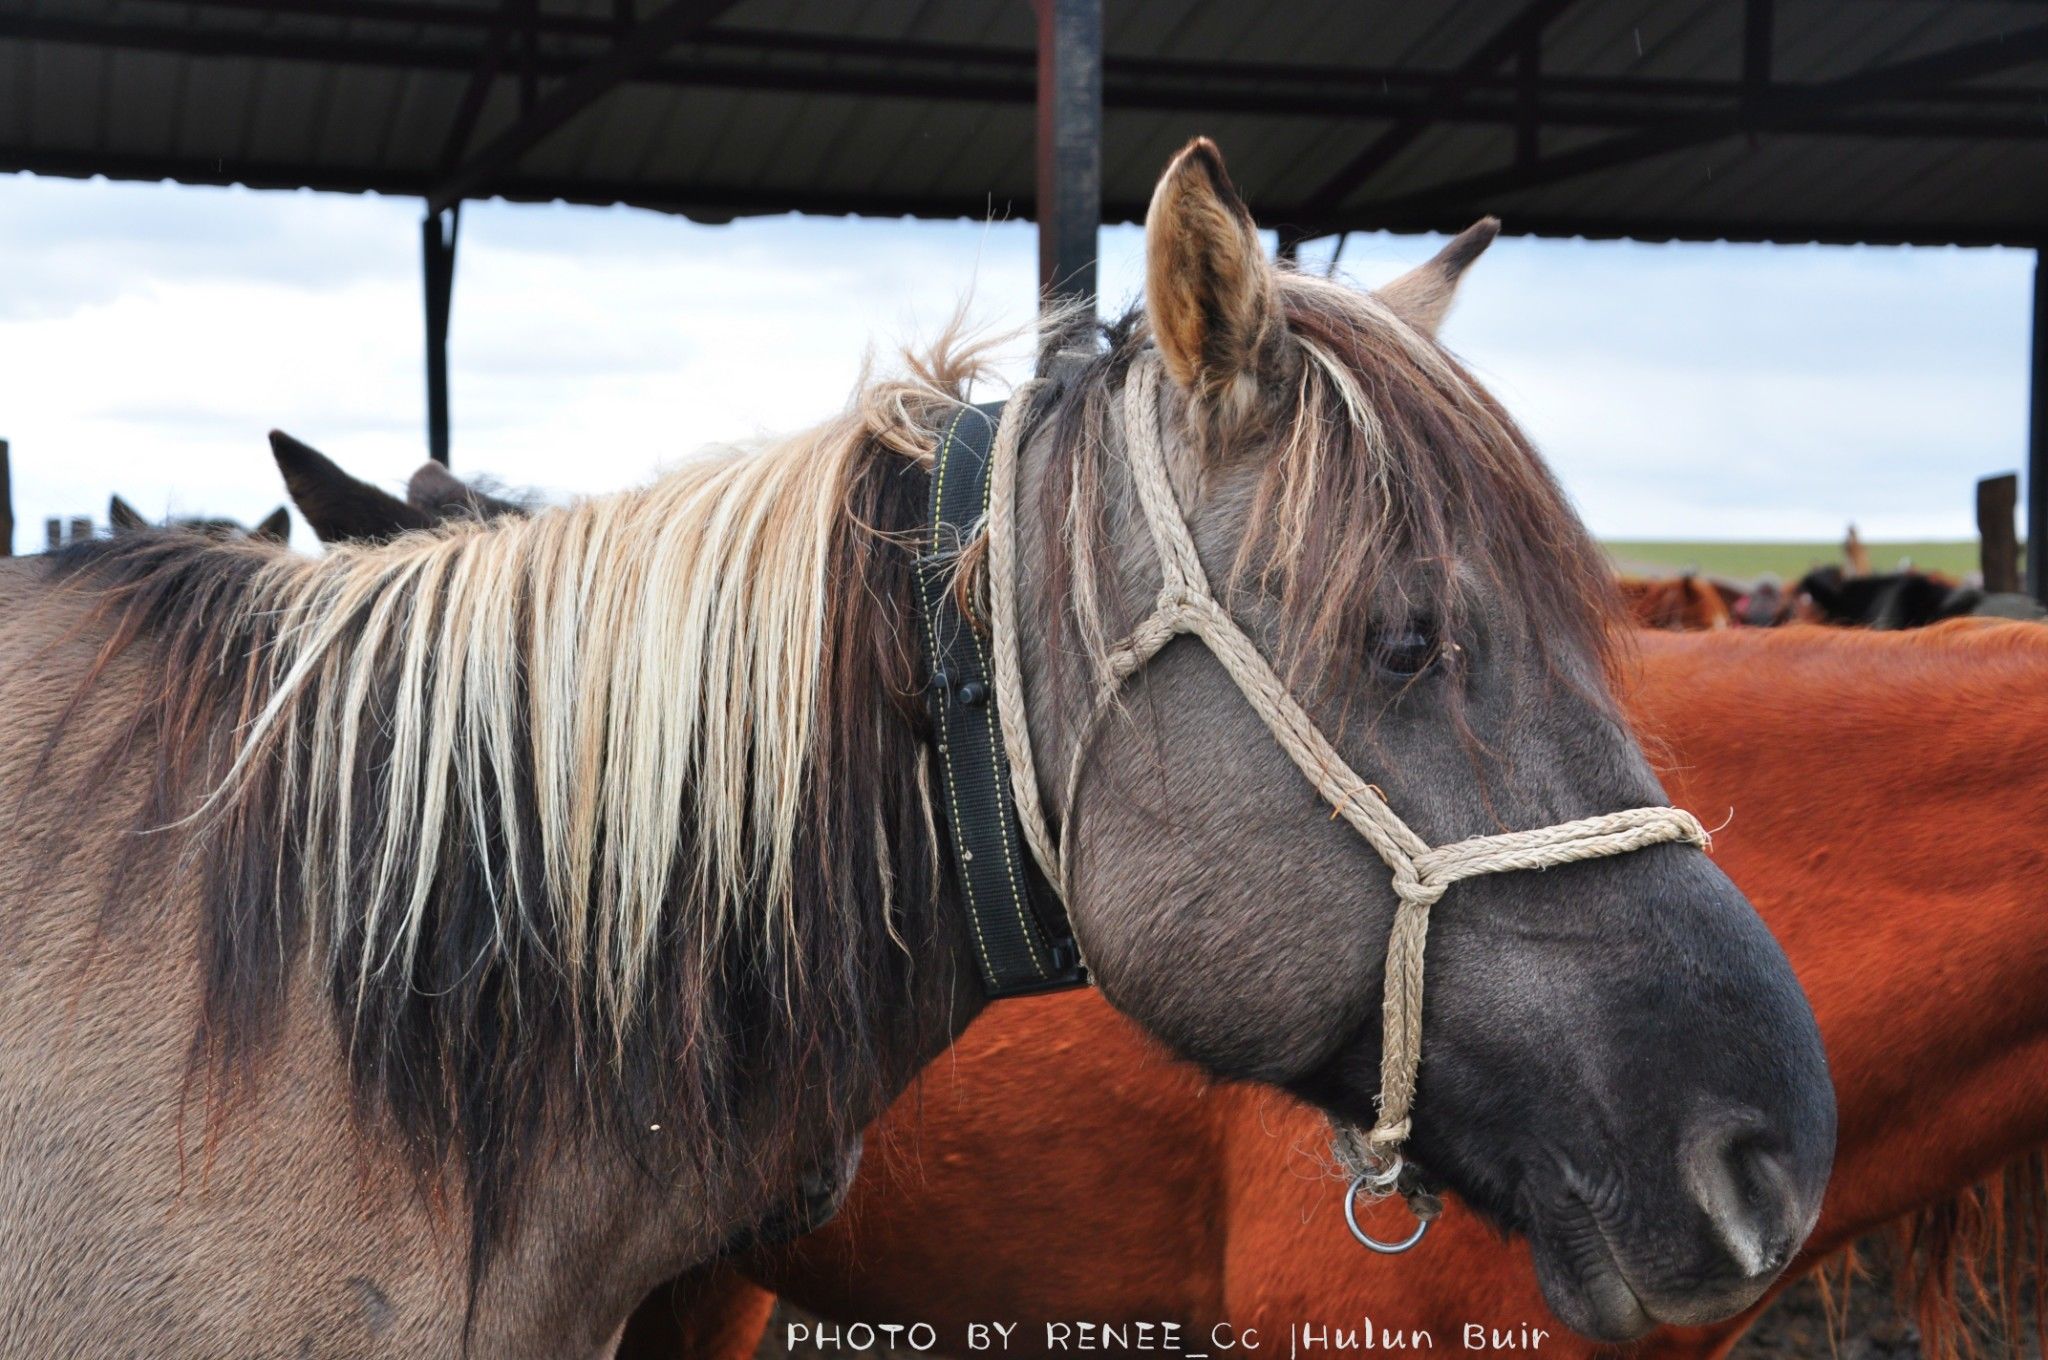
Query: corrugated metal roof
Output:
[[3, 0, 2047, 245]]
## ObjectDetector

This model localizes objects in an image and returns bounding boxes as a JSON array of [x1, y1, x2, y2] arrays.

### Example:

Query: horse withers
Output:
[[0, 139, 1829, 1355]]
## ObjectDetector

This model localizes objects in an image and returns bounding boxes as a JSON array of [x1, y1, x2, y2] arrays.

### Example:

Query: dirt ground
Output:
[[1728, 1253, 2040, 1360], [1729, 1270, 1931, 1360]]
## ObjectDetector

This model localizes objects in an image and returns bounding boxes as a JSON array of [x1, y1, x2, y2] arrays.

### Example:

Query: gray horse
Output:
[[0, 140, 1830, 1355]]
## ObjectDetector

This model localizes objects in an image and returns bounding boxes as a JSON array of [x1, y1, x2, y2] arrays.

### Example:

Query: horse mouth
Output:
[[1527, 1180, 1788, 1343], [1527, 1198, 1657, 1342]]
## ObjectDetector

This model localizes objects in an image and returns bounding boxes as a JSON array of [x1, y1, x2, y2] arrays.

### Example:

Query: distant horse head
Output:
[[407, 460, 528, 523], [1619, 573, 1739, 630], [267, 431, 436, 542], [1001, 139, 1832, 1338], [269, 431, 530, 544], [108, 493, 290, 544]]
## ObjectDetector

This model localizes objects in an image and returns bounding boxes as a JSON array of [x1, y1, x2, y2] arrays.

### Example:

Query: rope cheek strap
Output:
[[983, 356, 1709, 1250]]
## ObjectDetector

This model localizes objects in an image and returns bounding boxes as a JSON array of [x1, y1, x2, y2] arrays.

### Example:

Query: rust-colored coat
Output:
[[694, 622, 2048, 1358]]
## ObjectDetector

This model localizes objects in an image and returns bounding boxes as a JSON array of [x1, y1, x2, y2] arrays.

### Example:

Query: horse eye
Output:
[[1372, 621, 1440, 679]]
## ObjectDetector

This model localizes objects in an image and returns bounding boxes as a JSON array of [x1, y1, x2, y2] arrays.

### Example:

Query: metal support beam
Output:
[[438, 0, 520, 173], [0, 439, 12, 557], [423, 207, 459, 466], [1355, 21, 2048, 222], [429, 0, 744, 213], [2029, 253, 2048, 600], [13, 14, 2048, 139], [516, 0, 540, 113], [1325, 233, 1352, 277], [1305, 0, 1579, 212], [1516, 29, 1541, 166], [1743, 0, 1774, 103], [1036, 0, 1102, 306]]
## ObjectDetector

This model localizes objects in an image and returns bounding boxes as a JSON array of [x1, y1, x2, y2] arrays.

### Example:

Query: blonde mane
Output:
[[50, 329, 1002, 1275], [230, 429, 862, 1030]]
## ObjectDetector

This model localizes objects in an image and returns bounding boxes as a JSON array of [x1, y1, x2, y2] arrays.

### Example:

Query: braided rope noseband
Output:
[[981, 355, 1708, 1235]]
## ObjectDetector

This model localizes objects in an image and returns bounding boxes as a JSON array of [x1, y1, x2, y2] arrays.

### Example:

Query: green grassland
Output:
[[1603, 539, 1981, 582]]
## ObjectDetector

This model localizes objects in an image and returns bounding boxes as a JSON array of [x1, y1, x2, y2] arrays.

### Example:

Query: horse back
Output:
[[0, 565, 461, 1356]]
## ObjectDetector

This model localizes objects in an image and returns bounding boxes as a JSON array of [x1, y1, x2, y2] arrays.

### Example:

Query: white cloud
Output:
[[0, 173, 2032, 549]]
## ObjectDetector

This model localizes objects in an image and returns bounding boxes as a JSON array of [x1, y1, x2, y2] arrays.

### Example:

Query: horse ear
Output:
[[108, 495, 147, 533], [269, 430, 434, 543], [1145, 138, 1280, 403], [408, 462, 525, 522], [253, 506, 292, 544], [1375, 218, 1499, 338]]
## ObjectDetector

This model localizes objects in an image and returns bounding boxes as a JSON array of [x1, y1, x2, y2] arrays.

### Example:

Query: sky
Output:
[[0, 171, 2034, 552]]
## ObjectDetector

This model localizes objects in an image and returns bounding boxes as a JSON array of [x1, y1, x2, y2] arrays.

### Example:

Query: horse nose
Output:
[[1682, 1109, 1807, 1282]]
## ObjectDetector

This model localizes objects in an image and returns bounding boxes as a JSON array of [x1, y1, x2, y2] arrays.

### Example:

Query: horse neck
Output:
[[1632, 624, 2048, 1257]]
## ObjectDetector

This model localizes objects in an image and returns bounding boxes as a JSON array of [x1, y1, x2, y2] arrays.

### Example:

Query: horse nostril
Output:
[[1682, 1110, 1800, 1282]]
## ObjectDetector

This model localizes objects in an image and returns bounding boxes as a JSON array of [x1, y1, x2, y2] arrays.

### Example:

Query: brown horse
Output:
[[0, 140, 1830, 1354], [701, 621, 2047, 1358], [1618, 573, 1740, 630]]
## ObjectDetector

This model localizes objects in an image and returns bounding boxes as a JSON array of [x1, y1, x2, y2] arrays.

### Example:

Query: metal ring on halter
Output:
[[1344, 1170, 1431, 1255]]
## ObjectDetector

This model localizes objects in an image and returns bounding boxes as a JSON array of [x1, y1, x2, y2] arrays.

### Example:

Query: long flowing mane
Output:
[[44, 341, 996, 1277]]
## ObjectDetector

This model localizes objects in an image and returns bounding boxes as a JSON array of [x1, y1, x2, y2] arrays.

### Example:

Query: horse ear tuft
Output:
[[1375, 218, 1499, 338], [1144, 138, 1280, 404], [108, 495, 147, 533]]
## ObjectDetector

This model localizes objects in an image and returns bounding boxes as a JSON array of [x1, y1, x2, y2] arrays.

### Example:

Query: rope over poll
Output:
[[980, 356, 1709, 1249]]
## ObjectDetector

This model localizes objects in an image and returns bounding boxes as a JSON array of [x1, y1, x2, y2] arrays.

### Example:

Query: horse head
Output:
[[270, 431, 532, 546], [1004, 139, 1834, 1340]]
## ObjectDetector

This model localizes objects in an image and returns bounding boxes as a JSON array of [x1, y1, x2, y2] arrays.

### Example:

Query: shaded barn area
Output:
[[5, 0, 2048, 590]]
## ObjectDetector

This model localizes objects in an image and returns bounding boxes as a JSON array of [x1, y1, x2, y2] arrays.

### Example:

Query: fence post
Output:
[[0, 439, 11, 557], [1979, 472, 2021, 593]]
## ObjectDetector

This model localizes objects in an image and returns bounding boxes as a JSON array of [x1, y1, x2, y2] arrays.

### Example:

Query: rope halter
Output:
[[981, 354, 1708, 1247]]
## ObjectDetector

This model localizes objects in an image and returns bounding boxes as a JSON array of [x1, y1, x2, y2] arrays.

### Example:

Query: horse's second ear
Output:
[[108, 495, 147, 533], [253, 507, 292, 544], [1376, 218, 1499, 338], [1145, 138, 1279, 404]]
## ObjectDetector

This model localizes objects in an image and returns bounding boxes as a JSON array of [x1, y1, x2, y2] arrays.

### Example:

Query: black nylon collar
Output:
[[915, 402, 1088, 1000]]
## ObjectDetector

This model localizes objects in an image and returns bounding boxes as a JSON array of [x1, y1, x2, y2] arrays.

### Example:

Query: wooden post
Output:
[[2029, 251, 2048, 600], [423, 206, 461, 467], [1035, 0, 1101, 308], [1979, 472, 2020, 593], [0, 439, 12, 557]]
